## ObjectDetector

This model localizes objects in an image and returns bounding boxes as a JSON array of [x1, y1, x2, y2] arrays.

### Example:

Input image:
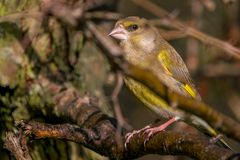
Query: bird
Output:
[[109, 16, 231, 148]]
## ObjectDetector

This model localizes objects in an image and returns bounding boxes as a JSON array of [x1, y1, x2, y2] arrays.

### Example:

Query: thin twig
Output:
[[111, 71, 133, 150], [84, 11, 123, 20], [131, 0, 240, 60], [111, 72, 125, 127], [158, 29, 187, 40], [0, 11, 42, 23], [111, 71, 125, 149], [202, 63, 240, 77]]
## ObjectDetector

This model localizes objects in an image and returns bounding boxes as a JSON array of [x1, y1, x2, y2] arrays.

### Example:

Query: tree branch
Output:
[[17, 121, 235, 160], [15, 103, 234, 160]]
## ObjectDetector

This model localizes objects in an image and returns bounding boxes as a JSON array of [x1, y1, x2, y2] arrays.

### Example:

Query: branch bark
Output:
[[4, 132, 32, 160]]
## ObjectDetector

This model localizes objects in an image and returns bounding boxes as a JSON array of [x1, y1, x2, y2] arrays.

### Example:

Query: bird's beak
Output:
[[108, 25, 128, 40]]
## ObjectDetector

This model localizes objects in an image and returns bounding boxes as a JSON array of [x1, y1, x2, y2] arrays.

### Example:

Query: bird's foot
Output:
[[124, 125, 151, 150], [143, 117, 179, 147]]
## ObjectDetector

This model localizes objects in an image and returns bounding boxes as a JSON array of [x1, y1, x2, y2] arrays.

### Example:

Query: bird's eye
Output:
[[127, 24, 139, 32]]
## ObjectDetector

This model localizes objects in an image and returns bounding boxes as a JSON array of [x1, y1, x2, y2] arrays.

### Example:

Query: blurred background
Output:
[[0, 0, 239, 159]]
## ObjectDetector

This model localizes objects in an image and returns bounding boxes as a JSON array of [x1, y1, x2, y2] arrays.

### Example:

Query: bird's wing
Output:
[[157, 46, 200, 99], [157, 47, 193, 85]]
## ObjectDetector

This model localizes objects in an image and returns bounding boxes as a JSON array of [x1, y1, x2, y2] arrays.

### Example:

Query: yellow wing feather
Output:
[[157, 48, 199, 99], [157, 50, 173, 76], [183, 84, 196, 98]]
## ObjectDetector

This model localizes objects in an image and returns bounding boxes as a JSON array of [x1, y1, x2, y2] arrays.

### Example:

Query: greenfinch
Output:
[[109, 16, 230, 148]]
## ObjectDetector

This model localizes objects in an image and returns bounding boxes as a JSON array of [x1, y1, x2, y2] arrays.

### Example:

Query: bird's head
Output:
[[109, 16, 150, 41]]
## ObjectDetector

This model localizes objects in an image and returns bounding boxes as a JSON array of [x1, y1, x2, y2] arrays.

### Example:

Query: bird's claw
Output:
[[143, 117, 178, 147], [143, 126, 166, 147], [124, 125, 151, 150]]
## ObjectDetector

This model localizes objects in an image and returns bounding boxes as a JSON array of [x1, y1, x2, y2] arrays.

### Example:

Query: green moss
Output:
[[0, 22, 23, 39], [0, 3, 7, 16], [0, 0, 40, 15]]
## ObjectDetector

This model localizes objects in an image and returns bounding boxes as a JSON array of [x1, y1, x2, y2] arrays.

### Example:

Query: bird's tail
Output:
[[187, 114, 233, 150], [219, 138, 233, 151]]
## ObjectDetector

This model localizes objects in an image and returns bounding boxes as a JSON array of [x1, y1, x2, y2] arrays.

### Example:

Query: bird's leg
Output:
[[143, 116, 181, 146]]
